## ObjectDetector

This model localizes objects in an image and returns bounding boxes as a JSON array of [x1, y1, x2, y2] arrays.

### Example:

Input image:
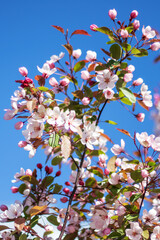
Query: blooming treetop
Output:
[[2, 8, 160, 240]]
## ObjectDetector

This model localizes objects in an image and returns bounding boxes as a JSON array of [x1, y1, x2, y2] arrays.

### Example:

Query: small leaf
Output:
[[61, 136, 71, 161], [52, 25, 64, 34], [20, 175, 39, 185], [41, 176, 54, 188], [47, 215, 59, 226], [0, 225, 10, 231], [96, 27, 113, 36], [62, 44, 73, 56], [72, 90, 84, 99], [73, 61, 85, 72], [19, 234, 27, 240], [110, 44, 122, 60], [120, 87, 136, 103], [53, 183, 63, 194], [35, 75, 45, 86], [116, 128, 131, 137], [29, 205, 48, 217], [142, 230, 149, 239], [63, 232, 78, 240], [49, 133, 59, 148], [107, 156, 117, 172], [89, 166, 104, 178], [51, 156, 63, 166], [38, 87, 49, 92], [131, 170, 143, 182], [137, 100, 149, 111], [85, 177, 97, 187], [131, 47, 141, 55], [105, 120, 117, 125], [101, 48, 111, 57], [71, 29, 91, 37], [100, 132, 114, 144], [14, 217, 26, 232]]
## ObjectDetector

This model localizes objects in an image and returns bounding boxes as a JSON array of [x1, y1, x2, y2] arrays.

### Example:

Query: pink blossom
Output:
[[152, 137, 160, 151], [115, 158, 121, 166], [124, 73, 133, 82], [130, 10, 138, 19], [136, 132, 155, 148], [142, 209, 159, 226], [126, 65, 135, 73], [103, 88, 114, 99], [126, 222, 142, 240], [81, 70, 90, 80], [120, 29, 129, 38], [18, 141, 27, 148], [86, 50, 97, 61], [4, 109, 16, 120], [81, 97, 90, 105], [109, 173, 120, 185], [45, 225, 53, 232], [133, 78, 143, 86], [142, 26, 156, 39], [104, 168, 110, 175], [108, 9, 117, 20], [133, 20, 140, 30], [19, 67, 28, 77], [96, 69, 118, 90], [14, 121, 23, 130], [136, 113, 145, 122], [151, 42, 160, 51], [50, 52, 65, 63], [25, 169, 32, 176], [60, 77, 70, 86], [72, 49, 82, 59], [103, 228, 111, 235], [11, 186, 19, 193], [151, 226, 160, 240], [49, 77, 59, 87], [141, 169, 149, 178], [90, 24, 98, 31], [111, 139, 125, 155]]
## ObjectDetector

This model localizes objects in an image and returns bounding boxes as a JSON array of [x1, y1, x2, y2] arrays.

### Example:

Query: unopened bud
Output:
[[14, 121, 23, 130], [0, 205, 8, 211], [136, 113, 145, 122], [25, 169, 32, 176], [72, 49, 82, 59], [37, 163, 43, 169], [60, 197, 68, 203], [56, 170, 61, 177], [120, 29, 129, 38], [49, 77, 59, 87], [19, 67, 28, 77], [11, 186, 19, 193], [81, 97, 90, 105], [18, 141, 27, 148], [90, 24, 98, 31], [130, 10, 138, 19], [108, 9, 117, 20], [133, 20, 140, 30], [133, 78, 143, 86], [59, 78, 70, 87]]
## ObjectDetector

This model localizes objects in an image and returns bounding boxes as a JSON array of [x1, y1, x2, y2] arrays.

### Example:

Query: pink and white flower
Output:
[[141, 83, 153, 107], [133, 20, 140, 30], [72, 49, 82, 59], [96, 69, 118, 90], [50, 52, 65, 63], [151, 226, 160, 240], [136, 132, 155, 148], [120, 29, 129, 38], [125, 222, 142, 240], [86, 50, 97, 62], [111, 139, 125, 155], [124, 73, 133, 83], [151, 42, 160, 51], [142, 26, 156, 39], [19, 67, 28, 77], [109, 173, 120, 185], [103, 88, 114, 99], [108, 9, 117, 20]]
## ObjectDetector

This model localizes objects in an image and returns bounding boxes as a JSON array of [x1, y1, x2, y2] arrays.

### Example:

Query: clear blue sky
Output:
[[1, 0, 160, 205]]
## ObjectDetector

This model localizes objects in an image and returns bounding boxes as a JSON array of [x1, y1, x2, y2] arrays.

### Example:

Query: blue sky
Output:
[[1, 0, 160, 206]]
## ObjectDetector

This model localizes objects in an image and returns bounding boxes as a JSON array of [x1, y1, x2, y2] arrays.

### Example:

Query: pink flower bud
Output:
[[18, 141, 27, 148], [124, 73, 133, 82], [104, 168, 110, 175], [115, 158, 121, 167], [103, 228, 111, 235], [37, 163, 43, 169], [150, 42, 160, 51], [90, 24, 98, 31], [49, 77, 59, 87], [14, 121, 23, 130], [133, 20, 140, 30], [65, 181, 71, 186], [19, 67, 28, 77], [89, 80, 95, 86], [133, 78, 143, 86], [24, 77, 33, 84], [79, 180, 84, 186], [60, 197, 68, 203], [57, 225, 62, 231], [59, 77, 70, 87], [120, 29, 129, 38], [0, 205, 8, 211], [11, 186, 19, 193], [25, 169, 32, 176], [63, 188, 70, 194], [81, 97, 90, 105], [67, 225, 75, 233], [86, 50, 97, 62], [45, 166, 53, 174], [72, 49, 82, 59], [81, 70, 90, 80], [130, 10, 138, 19], [141, 169, 149, 178], [108, 9, 117, 20], [45, 225, 53, 232], [56, 170, 61, 176], [126, 65, 135, 73], [136, 113, 145, 122]]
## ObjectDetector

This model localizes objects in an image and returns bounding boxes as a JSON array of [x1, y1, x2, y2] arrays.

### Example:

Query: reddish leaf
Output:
[[29, 205, 48, 217], [88, 63, 96, 72], [137, 100, 149, 111], [154, 55, 160, 63], [62, 44, 73, 56], [71, 30, 91, 37], [14, 217, 25, 232], [52, 25, 64, 34], [35, 75, 45, 86], [101, 48, 111, 57], [100, 132, 114, 144], [0, 225, 10, 231], [90, 166, 104, 176], [116, 128, 131, 137]]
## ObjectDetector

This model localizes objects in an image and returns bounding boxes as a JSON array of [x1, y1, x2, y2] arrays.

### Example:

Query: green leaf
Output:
[[41, 176, 54, 188], [120, 96, 132, 105], [96, 27, 114, 37], [119, 87, 136, 103], [142, 230, 149, 239], [85, 177, 97, 187], [88, 167, 104, 179], [108, 232, 122, 239], [43, 231, 53, 237], [38, 87, 49, 92], [105, 120, 118, 125], [18, 184, 27, 194], [30, 216, 39, 228], [120, 62, 128, 69], [83, 86, 93, 98], [49, 133, 59, 148], [131, 47, 141, 55], [63, 232, 78, 240], [47, 215, 59, 226], [51, 156, 63, 166], [74, 61, 85, 72], [110, 44, 122, 60], [134, 48, 148, 57], [53, 183, 63, 194], [19, 234, 27, 240], [131, 170, 143, 182], [130, 193, 142, 203], [126, 214, 138, 221], [116, 79, 126, 91], [20, 175, 39, 185], [122, 43, 131, 52]]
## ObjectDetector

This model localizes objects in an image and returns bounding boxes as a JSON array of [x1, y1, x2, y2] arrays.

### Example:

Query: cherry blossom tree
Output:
[[2, 8, 160, 240]]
